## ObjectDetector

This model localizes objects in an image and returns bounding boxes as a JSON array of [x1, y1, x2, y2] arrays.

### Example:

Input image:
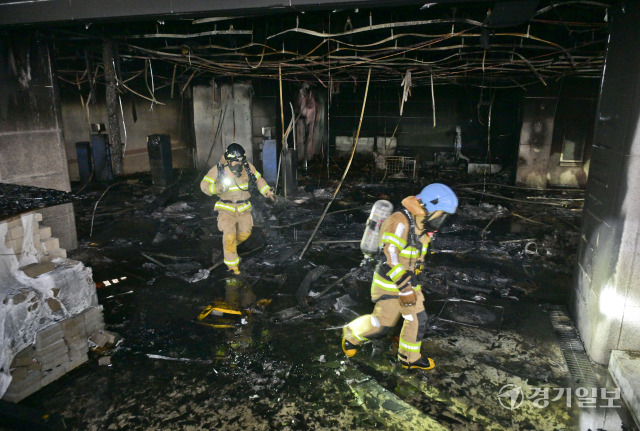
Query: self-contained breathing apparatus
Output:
[[360, 200, 432, 266], [359, 199, 439, 285], [216, 160, 259, 193], [360, 199, 393, 266], [358, 185, 456, 288]]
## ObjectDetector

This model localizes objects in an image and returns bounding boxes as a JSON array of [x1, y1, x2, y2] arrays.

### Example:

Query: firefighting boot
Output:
[[229, 266, 241, 275], [341, 327, 358, 358], [401, 356, 435, 371]]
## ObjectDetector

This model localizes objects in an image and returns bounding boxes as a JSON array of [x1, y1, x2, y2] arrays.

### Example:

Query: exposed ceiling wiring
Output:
[[47, 1, 609, 100]]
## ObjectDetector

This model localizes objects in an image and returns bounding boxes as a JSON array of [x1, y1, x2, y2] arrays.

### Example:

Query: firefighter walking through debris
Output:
[[341, 183, 458, 371], [200, 143, 275, 274]]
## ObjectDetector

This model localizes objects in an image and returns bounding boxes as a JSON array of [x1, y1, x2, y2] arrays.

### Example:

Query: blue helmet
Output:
[[416, 183, 458, 214]]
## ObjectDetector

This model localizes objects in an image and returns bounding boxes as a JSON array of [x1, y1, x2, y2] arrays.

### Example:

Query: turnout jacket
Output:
[[372, 196, 431, 300], [200, 156, 272, 213]]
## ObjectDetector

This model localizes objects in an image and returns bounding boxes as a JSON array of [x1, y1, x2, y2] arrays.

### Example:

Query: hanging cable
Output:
[[193, 94, 231, 183], [481, 91, 495, 202], [299, 67, 372, 259], [118, 95, 128, 156]]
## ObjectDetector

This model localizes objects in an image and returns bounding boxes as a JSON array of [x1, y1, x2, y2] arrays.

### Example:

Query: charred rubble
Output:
[[10, 161, 600, 430]]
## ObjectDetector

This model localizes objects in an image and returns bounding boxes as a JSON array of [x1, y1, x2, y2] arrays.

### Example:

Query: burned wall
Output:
[[328, 82, 520, 164], [193, 80, 217, 170], [516, 79, 597, 189], [574, 2, 640, 366], [221, 81, 253, 164], [547, 88, 596, 188], [194, 78, 526, 172], [193, 79, 525, 172], [60, 86, 193, 180], [193, 80, 255, 171], [330, 83, 454, 156], [0, 34, 77, 250], [251, 80, 278, 170], [515, 93, 558, 188]]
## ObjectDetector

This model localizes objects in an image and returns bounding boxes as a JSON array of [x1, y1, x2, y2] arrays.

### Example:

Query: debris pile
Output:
[[0, 183, 75, 219]]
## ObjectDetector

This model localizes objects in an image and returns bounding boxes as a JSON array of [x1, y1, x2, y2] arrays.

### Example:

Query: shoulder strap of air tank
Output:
[[400, 206, 419, 246], [399, 207, 415, 231], [243, 160, 258, 192]]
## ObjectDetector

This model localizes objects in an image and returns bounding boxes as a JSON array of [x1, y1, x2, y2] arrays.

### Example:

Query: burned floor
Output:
[[14, 165, 633, 431]]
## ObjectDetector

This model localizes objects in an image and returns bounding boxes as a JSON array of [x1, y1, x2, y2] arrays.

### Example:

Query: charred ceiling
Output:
[[2, 1, 611, 103]]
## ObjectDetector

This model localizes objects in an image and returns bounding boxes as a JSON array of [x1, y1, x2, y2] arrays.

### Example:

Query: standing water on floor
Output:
[[18, 172, 632, 430]]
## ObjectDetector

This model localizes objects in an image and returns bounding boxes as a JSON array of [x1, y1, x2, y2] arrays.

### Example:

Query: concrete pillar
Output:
[[0, 34, 77, 250], [102, 38, 123, 175], [193, 80, 218, 170], [573, 3, 640, 365], [220, 82, 254, 164], [193, 80, 253, 171]]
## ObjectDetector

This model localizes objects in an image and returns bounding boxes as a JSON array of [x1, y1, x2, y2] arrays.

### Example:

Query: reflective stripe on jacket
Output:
[[378, 211, 431, 285], [200, 157, 272, 213], [371, 266, 421, 302]]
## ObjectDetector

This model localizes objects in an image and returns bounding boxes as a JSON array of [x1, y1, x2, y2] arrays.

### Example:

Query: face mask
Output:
[[426, 213, 449, 231], [229, 162, 242, 176]]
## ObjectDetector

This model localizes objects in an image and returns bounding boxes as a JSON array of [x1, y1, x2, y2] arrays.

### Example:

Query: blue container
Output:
[[147, 134, 174, 187], [262, 139, 278, 186], [75, 141, 92, 184], [90, 134, 114, 181]]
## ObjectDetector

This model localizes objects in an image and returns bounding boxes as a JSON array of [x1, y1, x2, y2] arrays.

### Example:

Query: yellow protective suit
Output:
[[344, 196, 433, 365], [200, 156, 273, 272]]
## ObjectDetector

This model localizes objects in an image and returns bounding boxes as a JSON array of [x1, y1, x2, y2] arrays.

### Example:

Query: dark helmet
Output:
[[224, 143, 246, 162]]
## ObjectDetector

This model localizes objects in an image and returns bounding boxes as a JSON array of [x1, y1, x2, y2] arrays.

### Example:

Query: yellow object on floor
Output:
[[198, 303, 242, 322], [195, 321, 235, 329], [211, 307, 242, 315], [197, 304, 216, 321]]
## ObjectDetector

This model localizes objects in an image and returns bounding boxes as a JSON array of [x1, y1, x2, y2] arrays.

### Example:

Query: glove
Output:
[[217, 180, 229, 193], [414, 263, 424, 275], [396, 270, 415, 289], [266, 189, 276, 202], [218, 175, 232, 193], [398, 287, 417, 307]]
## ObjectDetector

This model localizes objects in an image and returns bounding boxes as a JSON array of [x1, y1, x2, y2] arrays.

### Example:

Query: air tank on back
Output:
[[360, 200, 394, 258]]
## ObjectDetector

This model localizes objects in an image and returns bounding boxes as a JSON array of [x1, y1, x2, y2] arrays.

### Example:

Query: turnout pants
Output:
[[217, 209, 253, 270], [344, 277, 427, 364]]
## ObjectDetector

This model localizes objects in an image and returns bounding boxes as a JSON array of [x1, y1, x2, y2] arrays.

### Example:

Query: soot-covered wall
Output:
[[60, 86, 194, 181], [0, 34, 77, 250], [247, 79, 522, 166], [516, 79, 597, 189], [328, 83, 521, 163], [574, 2, 640, 365]]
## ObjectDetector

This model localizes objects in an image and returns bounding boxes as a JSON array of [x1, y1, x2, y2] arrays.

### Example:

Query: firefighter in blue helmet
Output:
[[341, 183, 458, 370]]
